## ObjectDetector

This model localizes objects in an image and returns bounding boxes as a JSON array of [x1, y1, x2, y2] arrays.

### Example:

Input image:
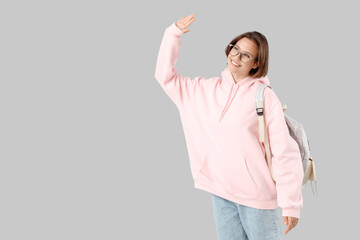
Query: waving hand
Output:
[[175, 14, 196, 33]]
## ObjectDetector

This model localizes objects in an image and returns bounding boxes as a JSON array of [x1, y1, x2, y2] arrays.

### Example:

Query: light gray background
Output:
[[0, 0, 359, 239]]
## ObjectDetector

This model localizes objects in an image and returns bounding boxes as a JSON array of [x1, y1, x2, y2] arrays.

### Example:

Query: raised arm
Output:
[[154, 14, 199, 109]]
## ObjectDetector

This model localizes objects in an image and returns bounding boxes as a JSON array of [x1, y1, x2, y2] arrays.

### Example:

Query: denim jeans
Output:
[[212, 194, 282, 240]]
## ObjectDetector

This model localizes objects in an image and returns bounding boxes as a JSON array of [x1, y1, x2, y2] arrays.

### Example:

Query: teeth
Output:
[[232, 60, 240, 66]]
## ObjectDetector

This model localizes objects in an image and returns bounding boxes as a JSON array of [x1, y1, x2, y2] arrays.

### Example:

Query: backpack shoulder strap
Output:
[[255, 84, 276, 182], [255, 84, 272, 142]]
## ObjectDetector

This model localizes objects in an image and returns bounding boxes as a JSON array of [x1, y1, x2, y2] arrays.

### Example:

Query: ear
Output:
[[252, 61, 259, 69]]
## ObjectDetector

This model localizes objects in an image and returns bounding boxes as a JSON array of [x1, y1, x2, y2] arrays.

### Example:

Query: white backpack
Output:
[[255, 84, 317, 195]]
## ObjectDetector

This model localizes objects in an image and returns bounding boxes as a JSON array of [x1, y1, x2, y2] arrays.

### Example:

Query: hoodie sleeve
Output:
[[154, 22, 200, 109], [264, 88, 304, 219]]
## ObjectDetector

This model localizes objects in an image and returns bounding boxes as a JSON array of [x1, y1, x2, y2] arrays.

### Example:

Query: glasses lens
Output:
[[229, 45, 238, 56], [240, 53, 251, 63]]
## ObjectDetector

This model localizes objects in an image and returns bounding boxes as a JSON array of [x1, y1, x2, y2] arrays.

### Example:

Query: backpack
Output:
[[255, 84, 318, 195]]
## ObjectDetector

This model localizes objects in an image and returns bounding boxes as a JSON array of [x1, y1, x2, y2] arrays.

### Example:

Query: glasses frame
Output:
[[228, 44, 256, 63]]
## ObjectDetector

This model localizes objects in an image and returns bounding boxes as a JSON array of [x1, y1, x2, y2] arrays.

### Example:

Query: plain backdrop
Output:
[[1, 0, 359, 239]]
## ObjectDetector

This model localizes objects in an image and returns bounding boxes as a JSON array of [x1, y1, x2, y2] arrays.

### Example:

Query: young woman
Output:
[[154, 14, 303, 240]]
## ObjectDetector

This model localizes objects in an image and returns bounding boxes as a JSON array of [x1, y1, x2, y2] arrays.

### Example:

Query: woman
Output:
[[154, 14, 303, 240]]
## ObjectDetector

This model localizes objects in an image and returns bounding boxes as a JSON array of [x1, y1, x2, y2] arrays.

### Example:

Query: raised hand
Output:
[[175, 14, 196, 33]]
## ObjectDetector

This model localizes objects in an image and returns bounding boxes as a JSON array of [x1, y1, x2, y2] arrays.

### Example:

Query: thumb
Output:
[[183, 29, 190, 33], [283, 216, 288, 225]]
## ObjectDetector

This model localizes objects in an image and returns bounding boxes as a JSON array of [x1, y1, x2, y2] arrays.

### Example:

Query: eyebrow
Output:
[[234, 44, 254, 57]]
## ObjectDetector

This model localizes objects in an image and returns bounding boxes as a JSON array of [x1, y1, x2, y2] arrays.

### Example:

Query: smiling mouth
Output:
[[231, 60, 241, 67]]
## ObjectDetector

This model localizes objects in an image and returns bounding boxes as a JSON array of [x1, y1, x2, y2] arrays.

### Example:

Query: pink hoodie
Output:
[[154, 22, 304, 219]]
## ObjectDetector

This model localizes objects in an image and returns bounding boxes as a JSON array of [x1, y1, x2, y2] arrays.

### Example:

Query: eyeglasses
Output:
[[228, 44, 256, 63]]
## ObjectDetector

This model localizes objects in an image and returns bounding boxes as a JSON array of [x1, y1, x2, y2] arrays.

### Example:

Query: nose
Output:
[[235, 52, 243, 62]]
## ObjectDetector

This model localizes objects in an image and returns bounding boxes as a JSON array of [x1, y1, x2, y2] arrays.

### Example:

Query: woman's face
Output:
[[227, 37, 259, 78]]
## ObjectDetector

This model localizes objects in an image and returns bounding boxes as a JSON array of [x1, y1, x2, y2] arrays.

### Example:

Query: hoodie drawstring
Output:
[[219, 84, 240, 122]]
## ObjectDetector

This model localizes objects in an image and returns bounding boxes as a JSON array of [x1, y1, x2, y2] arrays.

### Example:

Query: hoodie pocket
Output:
[[197, 154, 215, 182], [198, 153, 259, 199], [242, 156, 259, 195]]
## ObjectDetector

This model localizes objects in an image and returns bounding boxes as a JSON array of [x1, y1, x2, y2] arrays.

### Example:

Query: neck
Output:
[[230, 71, 249, 84]]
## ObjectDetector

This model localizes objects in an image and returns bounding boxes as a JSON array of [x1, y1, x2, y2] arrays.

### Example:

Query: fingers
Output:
[[185, 16, 196, 27], [181, 15, 196, 28], [182, 14, 193, 21], [176, 14, 196, 31], [179, 14, 193, 22], [284, 216, 299, 235], [184, 14, 196, 25], [283, 216, 288, 225], [284, 216, 290, 234]]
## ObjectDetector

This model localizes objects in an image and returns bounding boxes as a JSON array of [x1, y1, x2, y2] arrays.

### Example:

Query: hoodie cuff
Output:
[[282, 208, 301, 219], [167, 22, 184, 37]]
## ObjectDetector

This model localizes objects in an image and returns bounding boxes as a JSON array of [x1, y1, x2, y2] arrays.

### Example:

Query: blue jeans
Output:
[[212, 194, 282, 240]]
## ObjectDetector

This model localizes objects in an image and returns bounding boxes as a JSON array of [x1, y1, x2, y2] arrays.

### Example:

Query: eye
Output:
[[244, 53, 250, 58]]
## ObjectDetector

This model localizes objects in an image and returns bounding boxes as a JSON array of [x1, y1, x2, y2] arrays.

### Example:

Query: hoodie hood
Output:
[[221, 67, 270, 86], [218, 67, 270, 122]]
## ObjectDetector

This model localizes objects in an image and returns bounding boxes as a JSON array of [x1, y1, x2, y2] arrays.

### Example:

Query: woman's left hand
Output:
[[283, 216, 299, 234]]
